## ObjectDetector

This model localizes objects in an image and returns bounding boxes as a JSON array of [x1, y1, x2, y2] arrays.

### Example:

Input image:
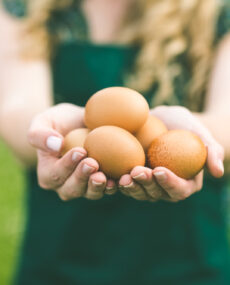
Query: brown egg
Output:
[[147, 130, 207, 179], [84, 87, 149, 133], [84, 126, 145, 179], [62, 128, 90, 155], [135, 115, 168, 152]]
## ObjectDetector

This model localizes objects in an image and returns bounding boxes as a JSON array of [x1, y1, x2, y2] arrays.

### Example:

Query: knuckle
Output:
[[38, 171, 64, 190], [58, 193, 71, 202], [38, 178, 50, 190], [50, 171, 63, 186]]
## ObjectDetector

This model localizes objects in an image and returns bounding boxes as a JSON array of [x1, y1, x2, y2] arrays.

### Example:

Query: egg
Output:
[[147, 130, 207, 179], [84, 87, 149, 133], [84, 126, 145, 179], [135, 115, 168, 152], [62, 128, 90, 155]]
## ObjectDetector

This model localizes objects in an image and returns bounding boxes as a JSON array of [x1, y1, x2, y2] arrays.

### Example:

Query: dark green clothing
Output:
[[13, 41, 230, 285], [4, 1, 230, 284]]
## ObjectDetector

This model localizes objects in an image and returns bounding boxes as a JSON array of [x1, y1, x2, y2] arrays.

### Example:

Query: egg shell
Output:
[[135, 115, 168, 152], [84, 126, 145, 179], [84, 87, 149, 133], [62, 128, 90, 155], [147, 130, 207, 179]]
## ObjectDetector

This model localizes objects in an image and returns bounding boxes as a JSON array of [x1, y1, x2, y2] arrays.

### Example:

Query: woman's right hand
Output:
[[28, 103, 116, 201]]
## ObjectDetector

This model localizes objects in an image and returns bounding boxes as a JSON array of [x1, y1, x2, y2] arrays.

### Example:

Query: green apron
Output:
[[13, 41, 230, 285]]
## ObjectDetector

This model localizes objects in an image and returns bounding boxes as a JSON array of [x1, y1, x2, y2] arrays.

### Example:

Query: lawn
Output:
[[0, 141, 25, 285]]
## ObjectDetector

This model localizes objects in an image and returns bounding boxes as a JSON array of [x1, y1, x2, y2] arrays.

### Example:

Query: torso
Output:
[[4, 1, 230, 285]]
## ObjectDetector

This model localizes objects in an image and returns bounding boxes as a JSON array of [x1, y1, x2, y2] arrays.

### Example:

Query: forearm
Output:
[[0, 103, 47, 166], [0, 60, 53, 167]]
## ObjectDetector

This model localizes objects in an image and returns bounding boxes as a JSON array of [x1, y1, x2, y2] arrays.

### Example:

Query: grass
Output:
[[0, 141, 25, 285]]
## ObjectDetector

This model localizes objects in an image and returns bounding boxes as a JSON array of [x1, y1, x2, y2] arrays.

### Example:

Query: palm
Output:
[[41, 103, 85, 136]]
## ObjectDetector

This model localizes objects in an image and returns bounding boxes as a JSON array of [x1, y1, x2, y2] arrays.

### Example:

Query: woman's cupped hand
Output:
[[119, 106, 224, 203], [28, 103, 117, 201], [28, 104, 224, 203]]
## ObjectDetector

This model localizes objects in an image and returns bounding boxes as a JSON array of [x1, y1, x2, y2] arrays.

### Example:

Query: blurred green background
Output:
[[0, 141, 25, 285]]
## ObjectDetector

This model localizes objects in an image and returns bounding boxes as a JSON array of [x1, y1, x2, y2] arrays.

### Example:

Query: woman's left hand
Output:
[[118, 106, 224, 202]]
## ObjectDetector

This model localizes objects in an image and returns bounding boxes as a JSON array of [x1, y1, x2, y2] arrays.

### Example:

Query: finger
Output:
[[153, 167, 204, 201], [131, 166, 162, 200], [85, 172, 107, 200], [193, 171, 204, 192], [119, 174, 148, 200], [57, 158, 99, 201], [37, 147, 87, 190], [28, 114, 63, 154], [104, 179, 117, 195], [191, 124, 224, 178], [206, 142, 224, 178]]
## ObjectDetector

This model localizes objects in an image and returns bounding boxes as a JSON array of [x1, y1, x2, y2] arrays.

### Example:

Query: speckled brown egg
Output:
[[147, 130, 207, 179], [62, 128, 90, 155], [135, 115, 168, 152], [84, 87, 149, 133], [84, 126, 145, 179]]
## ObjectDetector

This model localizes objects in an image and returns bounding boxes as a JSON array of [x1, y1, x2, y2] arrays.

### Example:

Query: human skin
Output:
[[0, 1, 229, 202]]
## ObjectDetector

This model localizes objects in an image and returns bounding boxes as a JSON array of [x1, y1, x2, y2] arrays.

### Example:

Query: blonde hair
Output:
[[22, 0, 222, 111]]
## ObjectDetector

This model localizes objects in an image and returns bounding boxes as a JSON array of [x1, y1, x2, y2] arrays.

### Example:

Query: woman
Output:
[[1, 0, 230, 284]]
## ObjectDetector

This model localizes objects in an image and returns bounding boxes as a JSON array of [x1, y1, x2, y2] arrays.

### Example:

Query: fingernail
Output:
[[47, 136, 62, 152], [106, 186, 114, 190], [124, 182, 134, 188], [82, 164, 95, 174], [92, 180, 103, 186], [218, 160, 224, 174], [154, 171, 166, 182], [72, 152, 85, 162], [133, 172, 147, 180]]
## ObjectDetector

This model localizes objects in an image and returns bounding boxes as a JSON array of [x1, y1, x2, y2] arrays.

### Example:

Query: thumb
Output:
[[28, 117, 64, 154], [206, 142, 225, 178]]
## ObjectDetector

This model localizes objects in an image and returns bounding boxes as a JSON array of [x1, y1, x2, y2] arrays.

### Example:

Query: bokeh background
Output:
[[0, 141, 25, 285]]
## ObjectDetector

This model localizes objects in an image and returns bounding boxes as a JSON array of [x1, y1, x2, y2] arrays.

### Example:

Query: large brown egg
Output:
[[84, 126, 145, 179], [84, 87, 149, 133], [62, 128, 90, 155], [135, 115, 168, 152], [147, 130, 207, 179]]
